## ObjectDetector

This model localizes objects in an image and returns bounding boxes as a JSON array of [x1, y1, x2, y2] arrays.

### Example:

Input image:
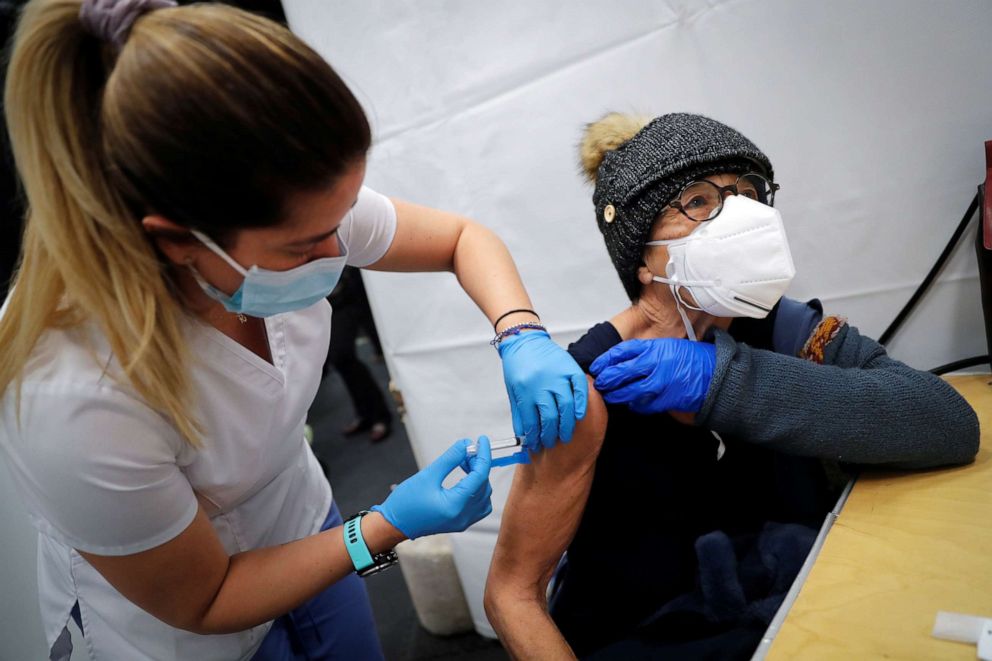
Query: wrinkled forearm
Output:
[[485, 458, 594, 659], [485, 377, 606, 658], [698, 324, 979, 469], [485, 588, 575, 661]]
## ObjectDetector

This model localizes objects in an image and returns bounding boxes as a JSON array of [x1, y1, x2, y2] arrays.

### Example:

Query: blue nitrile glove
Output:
[[589, 338, 716, 415], [371, 437, 493, 540], [497, 330, 589, 451]]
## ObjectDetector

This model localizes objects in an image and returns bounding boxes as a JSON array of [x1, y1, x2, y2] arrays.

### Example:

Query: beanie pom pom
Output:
[[579, 112, 649, 183]]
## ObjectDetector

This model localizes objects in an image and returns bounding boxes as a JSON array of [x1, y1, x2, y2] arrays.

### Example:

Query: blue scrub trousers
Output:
[[251, 501, 385, 660]]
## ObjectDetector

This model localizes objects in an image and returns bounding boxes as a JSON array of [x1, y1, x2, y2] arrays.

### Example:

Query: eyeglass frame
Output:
[[665, 172, 781, 222]]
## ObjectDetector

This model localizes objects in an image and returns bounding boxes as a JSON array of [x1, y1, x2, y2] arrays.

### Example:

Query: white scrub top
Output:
[[0, 187, 397, 661]]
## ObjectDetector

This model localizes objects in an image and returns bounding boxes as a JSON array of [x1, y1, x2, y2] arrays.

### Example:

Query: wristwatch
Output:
[[343, 510, 399, 577]]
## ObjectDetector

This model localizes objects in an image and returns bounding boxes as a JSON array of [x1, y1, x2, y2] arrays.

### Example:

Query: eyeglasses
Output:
[[666, 173, 779, 222]]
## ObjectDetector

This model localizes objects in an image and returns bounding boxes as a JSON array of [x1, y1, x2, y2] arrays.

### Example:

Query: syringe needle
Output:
[[466, 435, 523, 455]]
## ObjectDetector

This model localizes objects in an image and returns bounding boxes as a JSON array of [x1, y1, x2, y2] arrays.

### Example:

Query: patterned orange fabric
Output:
[[799, 315, 847, 364]]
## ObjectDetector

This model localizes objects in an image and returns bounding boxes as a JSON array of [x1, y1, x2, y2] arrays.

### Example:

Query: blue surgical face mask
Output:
[[187, 225, 348, 318]]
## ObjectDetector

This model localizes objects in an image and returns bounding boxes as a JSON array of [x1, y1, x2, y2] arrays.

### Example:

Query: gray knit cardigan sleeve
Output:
[[697, 322, 980, 469]]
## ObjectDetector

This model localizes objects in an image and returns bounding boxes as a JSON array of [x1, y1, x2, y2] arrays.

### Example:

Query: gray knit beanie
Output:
[[580, 112, 773, 300]]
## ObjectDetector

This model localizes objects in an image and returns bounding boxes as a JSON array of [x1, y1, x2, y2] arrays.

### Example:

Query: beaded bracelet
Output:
[[492, 308, 539, 331], [490, 322, 547, 347]]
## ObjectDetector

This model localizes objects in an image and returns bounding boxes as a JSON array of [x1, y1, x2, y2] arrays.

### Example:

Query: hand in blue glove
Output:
[[589, 338, 716, 415], [371, 437, 493, 540], [498, 330, 588, 451]]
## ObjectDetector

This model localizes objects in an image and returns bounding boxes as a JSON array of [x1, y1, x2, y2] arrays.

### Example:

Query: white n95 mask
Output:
[[645, 194, 795, 339]]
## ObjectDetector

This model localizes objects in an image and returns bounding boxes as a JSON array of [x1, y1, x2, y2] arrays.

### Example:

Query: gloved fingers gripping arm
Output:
[[536, 394, 560, 450], [372, 437, 493, 540], [553, 389, 577, 446], [589, 358, 645, 392], [499, 331, 589, 450], [508, 383, 540, 448], [510, 395, 525, 450], [569, 371, 588, 423], [589, 339, 655, 388], [591, 338, 717, 415]]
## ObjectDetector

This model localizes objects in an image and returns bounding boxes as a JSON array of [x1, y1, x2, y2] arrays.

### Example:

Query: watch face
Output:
[[357, 551, 399, 578]]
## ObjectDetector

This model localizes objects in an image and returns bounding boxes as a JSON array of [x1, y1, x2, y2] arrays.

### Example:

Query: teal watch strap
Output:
[[344, 512, 374, 572]]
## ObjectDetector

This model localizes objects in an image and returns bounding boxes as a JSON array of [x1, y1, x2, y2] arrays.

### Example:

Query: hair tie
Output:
[[79, 0, 177, 49]]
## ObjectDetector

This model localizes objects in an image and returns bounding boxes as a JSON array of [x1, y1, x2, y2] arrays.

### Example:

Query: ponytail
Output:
[[2, 0, 370, 447], [2, 0, 200, 442]]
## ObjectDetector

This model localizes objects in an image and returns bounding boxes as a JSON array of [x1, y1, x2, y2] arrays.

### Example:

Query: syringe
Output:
[[466, 436, 523, 456]]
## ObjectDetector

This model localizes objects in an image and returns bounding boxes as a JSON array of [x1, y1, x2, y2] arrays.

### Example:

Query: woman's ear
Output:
[[636, 263, 654, 286], [142, 215, 198, 266]]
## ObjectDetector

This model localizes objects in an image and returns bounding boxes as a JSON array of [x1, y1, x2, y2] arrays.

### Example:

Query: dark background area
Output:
[[0, 1, 25, 301]]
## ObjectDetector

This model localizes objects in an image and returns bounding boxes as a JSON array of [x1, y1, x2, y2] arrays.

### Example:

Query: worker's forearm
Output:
[[195, 512, 403, 634]]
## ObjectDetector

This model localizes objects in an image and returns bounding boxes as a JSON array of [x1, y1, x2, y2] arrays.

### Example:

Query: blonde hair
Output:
[[1, 0, 371, 445]]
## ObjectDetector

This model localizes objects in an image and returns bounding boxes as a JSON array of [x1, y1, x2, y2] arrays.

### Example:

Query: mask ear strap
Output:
[[673, 288, 698, 342], [190, 230, 249, 276], [645, 238, 684, 247], [652, 275, 707, 311], [651, 275, 700, 341], [334, 210, 353, 258], [186, 263, 224, 296], [647, 234, 708, 341]]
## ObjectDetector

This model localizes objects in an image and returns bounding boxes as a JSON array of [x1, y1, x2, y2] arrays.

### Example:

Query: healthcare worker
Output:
[[485, 113, 979, 659], [0, 1, 586, 659]]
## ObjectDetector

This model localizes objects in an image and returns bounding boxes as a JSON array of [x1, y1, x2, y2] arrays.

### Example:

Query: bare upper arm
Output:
[[79, 505, 230, 633], [365, 198, 470, 272], [487, 375, 608, 598]]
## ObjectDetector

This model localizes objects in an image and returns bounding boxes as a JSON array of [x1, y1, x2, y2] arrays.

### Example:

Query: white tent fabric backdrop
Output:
[[284, 0, 992, 637], [1, 1, 990, 656]]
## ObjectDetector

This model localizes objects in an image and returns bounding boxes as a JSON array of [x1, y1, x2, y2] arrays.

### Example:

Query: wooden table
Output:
[[766, 374, 992, 660]]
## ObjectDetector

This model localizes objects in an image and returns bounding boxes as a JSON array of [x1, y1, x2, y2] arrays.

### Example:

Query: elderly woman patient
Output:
[[483, 113, 979, 660]]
